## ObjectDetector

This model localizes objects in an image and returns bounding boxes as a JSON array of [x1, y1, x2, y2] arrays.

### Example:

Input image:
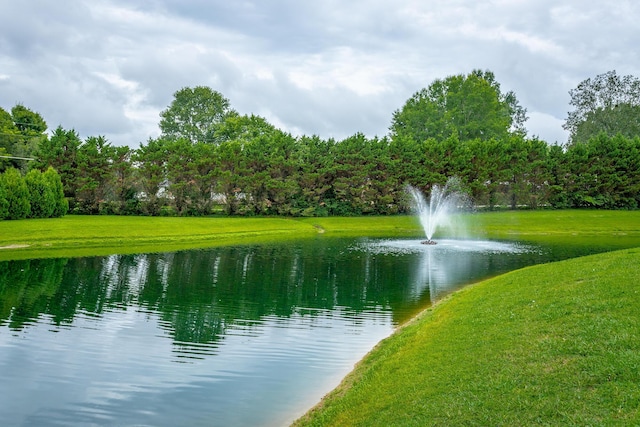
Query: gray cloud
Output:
[[1, 0, 639, 146]]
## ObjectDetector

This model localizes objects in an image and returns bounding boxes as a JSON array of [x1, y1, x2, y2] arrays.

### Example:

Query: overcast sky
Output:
[[1, 1, 639, 147]]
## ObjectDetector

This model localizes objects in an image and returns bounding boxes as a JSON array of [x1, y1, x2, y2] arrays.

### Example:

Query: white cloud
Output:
[[527, 111, 568, 144]]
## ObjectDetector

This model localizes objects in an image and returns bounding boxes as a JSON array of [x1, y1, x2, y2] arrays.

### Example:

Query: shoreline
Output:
[[292, 247, 640, 425]]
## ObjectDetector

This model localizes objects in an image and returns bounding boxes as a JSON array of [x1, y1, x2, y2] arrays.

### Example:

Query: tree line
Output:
[[1, 70, 639, 218]]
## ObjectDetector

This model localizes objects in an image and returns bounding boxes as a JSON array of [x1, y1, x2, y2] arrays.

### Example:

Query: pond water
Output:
[[0, 237, 628, 426]]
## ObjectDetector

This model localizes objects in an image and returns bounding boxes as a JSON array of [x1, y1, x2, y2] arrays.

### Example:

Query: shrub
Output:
[[43, 167, 69, 217], [1, 168, 31, 219], [25, 169, 56, 218]]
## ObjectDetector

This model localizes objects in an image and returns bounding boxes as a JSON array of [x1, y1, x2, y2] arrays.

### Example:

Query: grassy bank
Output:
[[0, 214, 422, 260], [469, 209, 640, 244], [1, 210, 640, 260], [293, 248, 640, 426], [0, 215, 419, 260], [0, 216, 320, 260], [303, 209, 640, 245]]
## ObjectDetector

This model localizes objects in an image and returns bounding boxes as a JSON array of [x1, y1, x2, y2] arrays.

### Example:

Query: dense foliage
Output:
[[0, 167, 67, 220], [159, 86, 236, 144], [390, 70, 527, 143], [564, 70, 640, 145], [1, 69, 639, 218], [0, 104, 47, 172], [24, 129, 640, 216]]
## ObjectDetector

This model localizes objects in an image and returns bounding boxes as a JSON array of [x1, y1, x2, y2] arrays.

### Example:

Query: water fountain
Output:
[[361, 179, 528, 303], [407, 177, 467, 245]]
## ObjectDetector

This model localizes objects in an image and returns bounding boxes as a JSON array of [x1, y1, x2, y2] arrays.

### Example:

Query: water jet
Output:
[[408, 177, 467, 244]]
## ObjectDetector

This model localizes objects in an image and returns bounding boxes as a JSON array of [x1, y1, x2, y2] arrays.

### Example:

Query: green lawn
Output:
[[469, 209, 640, 242], [0, 214, 423, 260], [1, 210, 640, 260], [0, 215, 322, 260], [293, 248, 640, 426], [306, 209, 640, 246]]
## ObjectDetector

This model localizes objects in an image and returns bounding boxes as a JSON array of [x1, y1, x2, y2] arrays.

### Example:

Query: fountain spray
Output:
[[407, 177, 467, 245]]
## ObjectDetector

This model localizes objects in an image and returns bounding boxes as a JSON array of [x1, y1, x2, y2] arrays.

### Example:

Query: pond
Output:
[[0, 237, 629, 426]]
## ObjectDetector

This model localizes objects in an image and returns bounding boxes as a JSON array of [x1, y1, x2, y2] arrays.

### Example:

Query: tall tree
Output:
[[332, 133, 388, 215], [34, 126, 81, 201], [390, 70, 527, 143], [564, 70, 640, 145], [9, 105, 47, 169], [296, 135, 337, 216], [258, 131, 301, 216], [165, 138, 195, 215], [546, 144, 569, 208], [159, 86, 235, 144], [1, 105, 47, 171], [214, 113, 278, 142], [190, 142, 218, 215], [110, 145, 137, 214], [75, 136, 114, 213], [564, 134, 640, 208], [215, 140, 245, 215], [134, 137, 169, 215], [11, 104, 47, 136], [0, 107, 21, 169]]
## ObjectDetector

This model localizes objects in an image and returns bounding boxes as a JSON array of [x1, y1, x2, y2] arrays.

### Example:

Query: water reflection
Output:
[[1, 241, 436, 341], [0, 237, 618, 426], [368, 239, 531, 302]]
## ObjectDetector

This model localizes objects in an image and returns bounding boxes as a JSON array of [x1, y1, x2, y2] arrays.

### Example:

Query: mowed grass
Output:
[[0, 215, 322, 260], [306, 209, 640, 245], [0, 214, 423, 260], [293, 248, 640, 426], [1, 210, 640, 260], [469, 209, 640, 244]]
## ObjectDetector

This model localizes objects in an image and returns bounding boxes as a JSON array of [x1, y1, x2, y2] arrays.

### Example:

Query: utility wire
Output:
[[0, 131, 45, 136], [0, 155, 36, 161]]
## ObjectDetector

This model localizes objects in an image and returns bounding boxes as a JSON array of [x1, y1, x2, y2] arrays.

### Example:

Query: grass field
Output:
[[1, 210, 640, 260], [0, 215, 317, 260], [468, 210, 640, 242], [0, 214, 425, 260]]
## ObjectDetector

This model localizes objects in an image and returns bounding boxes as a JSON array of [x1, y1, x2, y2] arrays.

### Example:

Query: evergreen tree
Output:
[[75, 136, 114, 213], [25, 169, 55, 218], [110, 145, 137, 214], [0, 173, 8, 219], [134, 137, 169, 215], [1, 168, 31, 219], [34, 126, 81, 201], [43, 167, 68, 217]]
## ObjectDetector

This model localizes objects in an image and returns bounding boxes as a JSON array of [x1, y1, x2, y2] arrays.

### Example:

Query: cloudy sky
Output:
[[1, 1, 639, 147]]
